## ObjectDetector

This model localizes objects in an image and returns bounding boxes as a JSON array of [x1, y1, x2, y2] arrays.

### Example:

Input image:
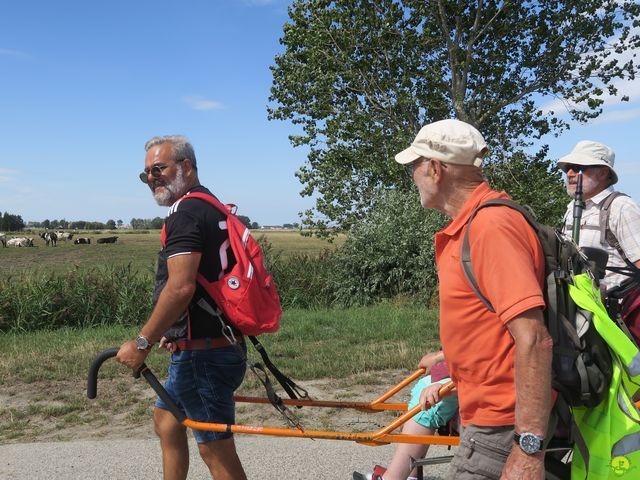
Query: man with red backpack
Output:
[[116, 135, 248, 480]]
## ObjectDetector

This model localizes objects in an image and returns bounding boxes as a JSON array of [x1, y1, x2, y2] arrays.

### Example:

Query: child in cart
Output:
[[353, 351, 459, 480]]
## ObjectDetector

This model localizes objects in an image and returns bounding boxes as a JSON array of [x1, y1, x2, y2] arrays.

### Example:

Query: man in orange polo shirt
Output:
[[395, 119, 553, 480]]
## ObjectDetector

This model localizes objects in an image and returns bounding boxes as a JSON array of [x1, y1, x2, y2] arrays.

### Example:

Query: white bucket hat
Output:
[[557, 140, 617, 185], [395, 119, 488, 167]]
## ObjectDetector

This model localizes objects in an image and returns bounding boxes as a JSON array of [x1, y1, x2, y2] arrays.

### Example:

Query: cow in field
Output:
[[40, 231, 57, 247], [0, 233, 6, 247], [56, 232, 74, 242], [74, 237, 91, 244], [7, 237, 34, 247], [97, 236, 118, 244]]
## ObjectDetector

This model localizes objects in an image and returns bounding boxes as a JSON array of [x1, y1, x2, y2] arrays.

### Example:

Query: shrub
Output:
[[257, 235, 336, 309], [328, 188, 447, 306]]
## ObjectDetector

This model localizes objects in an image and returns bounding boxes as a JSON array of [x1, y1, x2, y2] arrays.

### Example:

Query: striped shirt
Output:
[[562, 187, 640, 290]]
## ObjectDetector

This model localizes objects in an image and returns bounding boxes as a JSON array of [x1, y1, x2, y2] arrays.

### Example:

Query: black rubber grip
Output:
[[86, 348, 119, 399]]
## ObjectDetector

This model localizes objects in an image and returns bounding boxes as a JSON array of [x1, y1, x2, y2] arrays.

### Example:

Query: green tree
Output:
[[106, 219, 116, 229], [269, 0, 639, 232], [1, 212, 25, 231], [150, 217, 164, 229], [237, 215, 252, 229]]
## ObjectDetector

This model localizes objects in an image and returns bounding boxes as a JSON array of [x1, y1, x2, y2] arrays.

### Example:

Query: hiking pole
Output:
[[572, 170, 585, 244]]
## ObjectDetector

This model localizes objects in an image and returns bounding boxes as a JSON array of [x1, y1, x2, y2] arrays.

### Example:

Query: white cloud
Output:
[[0, 167, 17, 181], [591, 107, 640, 125], [182, 96, 224, 111], [0, 48, 27, 57]]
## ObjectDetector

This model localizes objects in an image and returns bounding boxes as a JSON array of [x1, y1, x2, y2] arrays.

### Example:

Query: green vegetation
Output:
[[0, 264, 152, 332], [0, 303, 439, 442]]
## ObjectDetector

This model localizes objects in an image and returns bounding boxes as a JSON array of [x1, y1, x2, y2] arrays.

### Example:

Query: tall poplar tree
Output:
[[270, 0, 640, 232]]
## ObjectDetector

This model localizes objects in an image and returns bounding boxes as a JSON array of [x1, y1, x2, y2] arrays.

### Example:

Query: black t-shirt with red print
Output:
[[153, 185, 237, 341]]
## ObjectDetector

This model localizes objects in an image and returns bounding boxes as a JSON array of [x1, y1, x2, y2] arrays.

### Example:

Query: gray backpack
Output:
[[461, 199, 612, 408]]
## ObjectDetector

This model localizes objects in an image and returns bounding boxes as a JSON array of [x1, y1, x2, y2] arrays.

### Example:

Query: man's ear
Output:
[[183, 158, 195, 175], [431, 159, 445, 177]]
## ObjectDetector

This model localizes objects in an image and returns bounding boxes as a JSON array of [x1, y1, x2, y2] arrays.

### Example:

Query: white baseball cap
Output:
[[395, 119, 488, 167], [557, 140, 617, 184]]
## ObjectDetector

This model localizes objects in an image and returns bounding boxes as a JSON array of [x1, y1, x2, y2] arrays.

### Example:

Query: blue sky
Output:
[[1, 1, 638, 226]]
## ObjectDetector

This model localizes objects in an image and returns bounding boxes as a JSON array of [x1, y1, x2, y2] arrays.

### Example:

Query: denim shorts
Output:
[[408, 375, 459, 430], [155, 344, 247, 444]]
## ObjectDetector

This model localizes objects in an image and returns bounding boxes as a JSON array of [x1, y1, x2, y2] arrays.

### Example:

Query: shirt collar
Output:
[[440, 182, 510, 237], [588, 186, 616, 206]]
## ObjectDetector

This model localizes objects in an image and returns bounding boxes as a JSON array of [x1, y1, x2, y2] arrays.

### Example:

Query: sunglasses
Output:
[[139, 159, 185, 183], [404, 158, 427, 178], [562, 163, 596, 173], [404, 158, 447, 178]]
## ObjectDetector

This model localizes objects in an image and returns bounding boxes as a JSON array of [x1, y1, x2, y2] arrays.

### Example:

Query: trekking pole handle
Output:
[[572, 170, 585, 244]]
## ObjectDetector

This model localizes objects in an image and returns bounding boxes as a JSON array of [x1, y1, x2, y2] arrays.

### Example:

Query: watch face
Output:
[[520, 433, 542, 454], [136, 336, 150, 350]]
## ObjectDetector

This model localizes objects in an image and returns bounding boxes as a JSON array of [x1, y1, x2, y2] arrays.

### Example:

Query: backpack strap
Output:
[[183, 191, 234, 216], [460, 199, 539, 313], [249, 336, 309, 401], [599, 192, 635, 269]]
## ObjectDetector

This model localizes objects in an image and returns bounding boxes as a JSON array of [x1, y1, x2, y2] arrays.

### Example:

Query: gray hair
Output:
[[145, 135, 197, 169]]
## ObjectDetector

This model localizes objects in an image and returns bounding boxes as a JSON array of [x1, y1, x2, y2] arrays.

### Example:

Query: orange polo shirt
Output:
[[435, 182, 545, 427]]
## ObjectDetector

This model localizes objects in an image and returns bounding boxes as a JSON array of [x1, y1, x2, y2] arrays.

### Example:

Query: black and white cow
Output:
[[0, 233, 6, 247], [56, 232, 74, 242], [7, 237, 34, 247], [96, 236, 118, 244], [40, 231, 58, 247], [74, 237, 91, 244]]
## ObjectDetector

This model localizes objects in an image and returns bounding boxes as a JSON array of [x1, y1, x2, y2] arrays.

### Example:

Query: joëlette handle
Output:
[[86, 348, 186, 423]]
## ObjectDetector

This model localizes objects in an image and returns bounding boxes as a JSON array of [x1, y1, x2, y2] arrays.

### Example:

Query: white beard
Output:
[[565, 174, 602, 199], [153, 166, 187, 206]]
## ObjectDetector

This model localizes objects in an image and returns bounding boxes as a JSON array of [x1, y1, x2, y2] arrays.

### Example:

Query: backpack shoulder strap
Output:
[[461, 199, 539, 313], [183, 191, 231, 216], [599, 192, 634, 267]]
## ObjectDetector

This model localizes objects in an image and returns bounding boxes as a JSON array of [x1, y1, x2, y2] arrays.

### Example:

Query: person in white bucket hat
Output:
[[558, 140, 640, 344], [395, 119, 553, 480]]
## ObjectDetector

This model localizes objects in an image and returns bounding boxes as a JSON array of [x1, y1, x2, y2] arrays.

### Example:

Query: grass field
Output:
[[0, 229, 343, 274], [0, 302, 440, 443], [0, 227, 441, 443]]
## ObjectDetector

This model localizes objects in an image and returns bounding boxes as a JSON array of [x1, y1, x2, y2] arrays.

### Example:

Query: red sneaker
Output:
[[352, 465, 387, 480], [372, 464, 387, 480]]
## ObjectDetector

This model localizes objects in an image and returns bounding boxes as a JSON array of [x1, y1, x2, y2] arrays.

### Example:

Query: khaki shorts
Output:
[[446, 424, 514, 480]]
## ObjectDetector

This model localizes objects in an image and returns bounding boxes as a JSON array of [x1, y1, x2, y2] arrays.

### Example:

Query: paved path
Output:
[[0, 436, 454, 479]]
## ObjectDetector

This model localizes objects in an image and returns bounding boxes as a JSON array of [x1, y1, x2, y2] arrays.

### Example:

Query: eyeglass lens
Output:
[[564, 164, 592, 173], [139, 165, 166, 183]]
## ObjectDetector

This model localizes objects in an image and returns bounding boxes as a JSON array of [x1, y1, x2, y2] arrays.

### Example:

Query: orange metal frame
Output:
[[188, 368, 459, 446], [88, 349, 459, 447]]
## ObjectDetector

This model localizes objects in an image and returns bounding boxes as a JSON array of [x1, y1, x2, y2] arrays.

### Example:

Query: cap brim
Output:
[[395, 147, 421, 165]]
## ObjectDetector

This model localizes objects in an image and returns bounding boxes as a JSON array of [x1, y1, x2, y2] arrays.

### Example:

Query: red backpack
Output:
[[161, 191, 282, 336]]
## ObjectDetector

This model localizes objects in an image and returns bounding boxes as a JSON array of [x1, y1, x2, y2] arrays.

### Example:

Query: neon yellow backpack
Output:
[[568, 273, 640, 479]]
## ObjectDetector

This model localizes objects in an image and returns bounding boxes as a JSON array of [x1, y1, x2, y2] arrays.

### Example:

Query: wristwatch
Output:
[[514, 432, 544, 455], [135, 335, 153, 351]]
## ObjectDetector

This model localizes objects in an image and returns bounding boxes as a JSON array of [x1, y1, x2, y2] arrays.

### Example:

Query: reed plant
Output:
[[0, 264, 153, 332]]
